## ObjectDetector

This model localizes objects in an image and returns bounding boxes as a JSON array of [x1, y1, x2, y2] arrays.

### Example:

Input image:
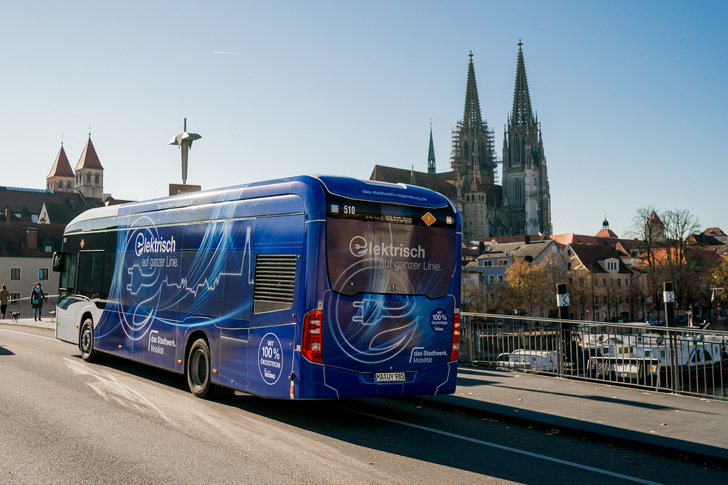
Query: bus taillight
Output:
[[450, 312, 460, 362], [302, 310, 323, 363]]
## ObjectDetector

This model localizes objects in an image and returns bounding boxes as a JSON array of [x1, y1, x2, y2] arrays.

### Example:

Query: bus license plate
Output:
[[374, 372, 405, 382]]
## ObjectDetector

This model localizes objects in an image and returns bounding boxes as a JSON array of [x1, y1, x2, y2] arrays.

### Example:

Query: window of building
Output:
[[488, 275, 495, 284], [10, 292, 20, 303], [44, 244, 53, 253], [10, 268, 20, 280], [31, 214, 39, 223], [567, 249, 572, 256], [606, 260, 618, 271], [602, 278, 607, 286], [626, 279, 630, 287], [497, 274, 504, 282], [567, 262, 572, 270], [39, 268, 49, 280], [618, 278, 622, 287], [95, 174, 100, 184]]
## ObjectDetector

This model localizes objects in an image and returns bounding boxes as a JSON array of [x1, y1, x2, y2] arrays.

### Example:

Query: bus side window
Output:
[[77, 252, 103, 298]]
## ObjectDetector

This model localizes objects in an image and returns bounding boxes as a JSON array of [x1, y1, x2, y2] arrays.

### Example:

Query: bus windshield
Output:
[[326, 196, 456, 299]]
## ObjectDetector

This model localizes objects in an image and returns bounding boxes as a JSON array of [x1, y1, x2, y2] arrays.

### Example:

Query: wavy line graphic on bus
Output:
[[104, 211, 254, 341], [352, 299, 408, 325], [125, 226, 253, 298], [327, 261, 417, 364]]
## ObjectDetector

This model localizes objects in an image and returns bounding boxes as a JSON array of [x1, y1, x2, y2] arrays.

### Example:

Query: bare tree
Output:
[[663, 208, 701, 309], [629, 207, 663, 314], [569, 270, 594, 320]]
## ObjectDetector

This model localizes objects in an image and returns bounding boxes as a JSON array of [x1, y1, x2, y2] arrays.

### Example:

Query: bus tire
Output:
[[79, 318, 102, 363], [187, 338, 212, 398]]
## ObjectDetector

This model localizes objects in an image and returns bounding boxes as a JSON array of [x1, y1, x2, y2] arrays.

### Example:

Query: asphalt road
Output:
[[1, 324, 725, 484]]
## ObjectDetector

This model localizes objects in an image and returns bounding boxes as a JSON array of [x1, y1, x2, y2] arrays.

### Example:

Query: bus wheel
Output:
[[79, 318, 102, 363], [187, 338, 212, 398]]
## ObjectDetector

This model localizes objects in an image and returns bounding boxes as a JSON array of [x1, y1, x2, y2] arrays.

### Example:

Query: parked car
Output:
[[495, 349, 559, 372]]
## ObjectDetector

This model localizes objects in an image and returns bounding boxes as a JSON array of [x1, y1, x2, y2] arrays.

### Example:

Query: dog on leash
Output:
[[10, 312, 19, 322]]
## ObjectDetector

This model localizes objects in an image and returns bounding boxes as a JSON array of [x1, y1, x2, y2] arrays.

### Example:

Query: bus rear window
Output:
[[326, 200, 455, 299]]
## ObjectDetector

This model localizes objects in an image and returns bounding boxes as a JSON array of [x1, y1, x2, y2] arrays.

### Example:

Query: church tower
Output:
[[74, 135, 104, 199], [450, 52, 497, 241], [450, 52, 497, 184], [427, 123, 436, 176], [46, 143, 75, 193], [502, 41, 552, 235]]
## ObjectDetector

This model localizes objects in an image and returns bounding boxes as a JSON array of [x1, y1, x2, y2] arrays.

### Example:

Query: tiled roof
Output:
[[41, 202, 83, 225], [47, 145, 74, 177], [484, 234, 543, 244], [370, 165, 460, 200], [568, 243, 630, 274], [595, 228, 618, 238], [74, 137, 104, 170], [478, 239, 555, 261], [704, 227, 725, 237], [0, 186, 102, 222], [0, 222, 65, 257]]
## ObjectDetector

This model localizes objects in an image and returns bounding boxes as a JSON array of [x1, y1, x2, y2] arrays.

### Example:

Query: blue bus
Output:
[[53, 176, 462, 399]]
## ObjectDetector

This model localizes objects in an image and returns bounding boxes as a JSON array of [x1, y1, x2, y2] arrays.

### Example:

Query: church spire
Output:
[[427, 122, 436, 176], [511, 40, 533, 125], [46, 143, 75, 192], [463, 51, 483, 132]]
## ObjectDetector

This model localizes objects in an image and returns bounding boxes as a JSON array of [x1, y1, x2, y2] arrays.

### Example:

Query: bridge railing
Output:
[[460, 313, 728, 401], [5, 295, 59, 322]]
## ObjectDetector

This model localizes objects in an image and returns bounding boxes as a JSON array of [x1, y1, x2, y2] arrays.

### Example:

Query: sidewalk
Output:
[[4, 317, 727, 464], [2, 316, 56, 330], [430, 365, 728, 464]]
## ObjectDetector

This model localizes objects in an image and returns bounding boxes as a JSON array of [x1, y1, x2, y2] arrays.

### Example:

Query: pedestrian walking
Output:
[[31, 282, 45, 321], [0, 284, 9, 319]]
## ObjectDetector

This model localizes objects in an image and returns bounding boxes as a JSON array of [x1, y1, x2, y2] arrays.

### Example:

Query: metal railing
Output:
[[3, 295, 59, 322], [460, 313, 728, 401]]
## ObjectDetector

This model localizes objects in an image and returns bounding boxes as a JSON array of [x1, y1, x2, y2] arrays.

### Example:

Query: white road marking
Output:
[[351, 409, 664, 485], [0, 327, 58, 341], [64, 357, 173, 425]]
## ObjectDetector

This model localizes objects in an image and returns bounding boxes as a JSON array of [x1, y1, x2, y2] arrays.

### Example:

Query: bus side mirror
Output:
[[52, 252, 69, 272]]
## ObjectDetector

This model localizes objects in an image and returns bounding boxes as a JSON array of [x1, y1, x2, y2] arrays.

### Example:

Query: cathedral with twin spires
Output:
[[370, 41, 552, 241]]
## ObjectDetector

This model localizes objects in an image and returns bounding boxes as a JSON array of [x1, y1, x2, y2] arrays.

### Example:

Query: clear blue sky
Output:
[[2, 1, 726, 238]]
